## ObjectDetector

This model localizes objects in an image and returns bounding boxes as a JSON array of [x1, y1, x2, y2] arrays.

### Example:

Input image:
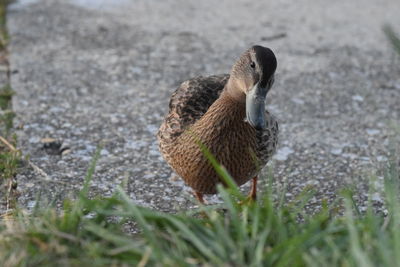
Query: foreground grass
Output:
[[0, 148, 399, 266], [0, 0, 19, 212], [384, 24, 400, 55]]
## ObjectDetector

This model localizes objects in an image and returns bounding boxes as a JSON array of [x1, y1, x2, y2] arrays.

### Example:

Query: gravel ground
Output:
[[6, 0, 400, 213]]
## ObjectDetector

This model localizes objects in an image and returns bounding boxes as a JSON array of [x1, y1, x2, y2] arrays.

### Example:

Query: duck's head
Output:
[[228, 45, 277, 130]]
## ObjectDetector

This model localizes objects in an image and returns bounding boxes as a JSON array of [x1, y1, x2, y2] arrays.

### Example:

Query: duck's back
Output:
[[158, 74, 229, 146]]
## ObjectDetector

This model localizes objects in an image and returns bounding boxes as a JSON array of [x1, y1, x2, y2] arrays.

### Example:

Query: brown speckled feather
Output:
[[158, 74, 229, 142]]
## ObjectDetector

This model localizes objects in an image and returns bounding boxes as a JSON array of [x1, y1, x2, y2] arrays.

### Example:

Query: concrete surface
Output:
[[6, 0, 400, 213]]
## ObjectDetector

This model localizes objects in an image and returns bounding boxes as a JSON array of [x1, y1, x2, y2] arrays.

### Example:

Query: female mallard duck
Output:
[[158, 45, 278, 203]]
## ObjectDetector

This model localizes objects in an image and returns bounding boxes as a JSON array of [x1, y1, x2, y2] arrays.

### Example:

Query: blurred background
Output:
[[5, 0, 400, 212]]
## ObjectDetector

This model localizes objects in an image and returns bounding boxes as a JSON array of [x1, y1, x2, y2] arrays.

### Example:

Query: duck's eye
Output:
[[250, 61, 256, 68]]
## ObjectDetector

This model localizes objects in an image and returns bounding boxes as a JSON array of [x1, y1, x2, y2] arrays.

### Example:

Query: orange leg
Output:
[[194, 191, 205, 204], [249, 176, 258, 200]]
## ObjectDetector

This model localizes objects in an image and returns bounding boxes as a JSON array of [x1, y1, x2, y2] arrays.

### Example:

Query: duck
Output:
[[157, 45, 278, 203]]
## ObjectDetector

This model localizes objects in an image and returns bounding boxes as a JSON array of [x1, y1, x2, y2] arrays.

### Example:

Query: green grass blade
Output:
[[383, 24, 400, 55]]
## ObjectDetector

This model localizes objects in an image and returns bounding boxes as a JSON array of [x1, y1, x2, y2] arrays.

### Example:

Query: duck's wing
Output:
[[159, 74, 229, 140]]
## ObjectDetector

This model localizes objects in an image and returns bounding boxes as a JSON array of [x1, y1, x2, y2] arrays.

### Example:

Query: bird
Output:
[[157, 45, 278, 204]]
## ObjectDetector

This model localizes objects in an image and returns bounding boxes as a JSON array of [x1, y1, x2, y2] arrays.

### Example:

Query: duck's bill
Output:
[[246, 83, 267, 130]]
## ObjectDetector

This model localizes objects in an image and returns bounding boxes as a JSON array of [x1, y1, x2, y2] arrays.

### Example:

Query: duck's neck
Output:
[[201, 88, 246, 125], [217, 79, 247, 119], [220, 89, 245, 111], [226, 78, 246, 103], [191, 80, 247, 135]]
